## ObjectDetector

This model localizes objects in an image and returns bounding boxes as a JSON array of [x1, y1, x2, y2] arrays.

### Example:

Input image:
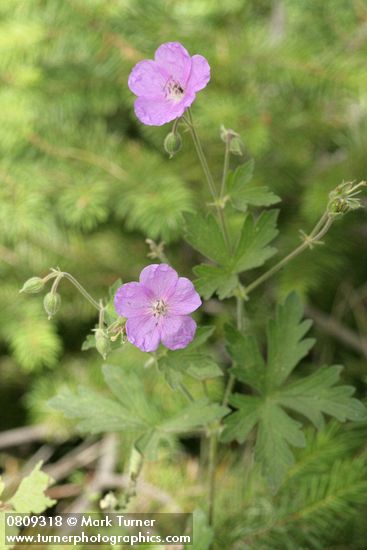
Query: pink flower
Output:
[[114, 264, 202, 352], [128, 42, 210, 126]]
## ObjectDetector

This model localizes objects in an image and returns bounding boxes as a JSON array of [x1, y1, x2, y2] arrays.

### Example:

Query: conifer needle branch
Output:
[[29, 133, 127, 182]]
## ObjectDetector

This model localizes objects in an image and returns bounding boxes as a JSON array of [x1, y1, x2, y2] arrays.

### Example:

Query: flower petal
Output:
[[154, 42, 192, 86], [134, 95, 186, 126], [128, 59, 166, 97], [161, 315, 197, 350], [114, 282, 152, 318], [168, 277, 202, 315], [187, 54, 211, 92], [139, 264, 179, 299], [126, 314, 161, 352]]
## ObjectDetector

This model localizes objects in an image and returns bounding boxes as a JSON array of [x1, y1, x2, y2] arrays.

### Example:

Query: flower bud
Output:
[[95, 328, 111, 360], [229, 135, 245, 156], [220, 125, 245, 156], [164, 131, 182, 158], [19, 277, 45, 294], [43, 292, 61, 319]]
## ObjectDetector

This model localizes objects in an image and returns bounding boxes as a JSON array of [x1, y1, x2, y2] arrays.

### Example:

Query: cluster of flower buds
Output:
[[20, 274, 62, 319], [328, 180, 366, 217]]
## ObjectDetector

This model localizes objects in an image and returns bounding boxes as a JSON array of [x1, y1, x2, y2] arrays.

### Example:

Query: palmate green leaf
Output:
[[186, 210, 279, 300], [227, 160, 281, 211], [49, 364, 228, 457], [49, 387, 146, 433], [9, 462, 55, 514], [193, 264, 238, 300], [159, 327, 223, 387], [160, 400, 228, 433], [225, 325, 266, 393], [279, 366, 367, 429], [232, 210, 279, 273], [184, 213, 228, 264], [220, 395, 262, 444], [266, 293, 315, 389], [222, 293, 366, 491], [255, 403, 306, 493]]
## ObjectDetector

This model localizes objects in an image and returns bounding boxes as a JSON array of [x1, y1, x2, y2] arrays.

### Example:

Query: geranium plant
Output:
[[20, 41, 367, 544]]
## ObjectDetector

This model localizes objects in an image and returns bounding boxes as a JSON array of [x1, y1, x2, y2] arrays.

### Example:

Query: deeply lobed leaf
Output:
[[222, 293, 366, 491]]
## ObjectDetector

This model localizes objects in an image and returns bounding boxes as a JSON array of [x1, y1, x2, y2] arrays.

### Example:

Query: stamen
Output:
[[165, 78, 185, 103], [152, 299, 168, 317]]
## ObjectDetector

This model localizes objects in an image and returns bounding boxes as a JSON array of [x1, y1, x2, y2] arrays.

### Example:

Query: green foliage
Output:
[[221, 294, 366, 491], [186, 210, 279, 299], [1, 2, 367, 548], [8, 462, 55, 514], [212, 422, 367, 550], [227, 160, 281, 210], [49, 364, 228, 458], [1, 463, 55, 550], [189, 509, 214, 550], [159, 326, 223, 388]]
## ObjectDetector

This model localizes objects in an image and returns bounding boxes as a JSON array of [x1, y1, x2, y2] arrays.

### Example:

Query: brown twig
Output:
[[305, 304, 367, 358], [0, 425, 48, 450], [65, 434, 117, 514], [45, 440, 102, 482]]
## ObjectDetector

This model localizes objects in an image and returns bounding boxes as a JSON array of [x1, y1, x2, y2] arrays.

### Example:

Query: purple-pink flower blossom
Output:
[[128, 42, 210, 126], [114, 264, 202, 352]]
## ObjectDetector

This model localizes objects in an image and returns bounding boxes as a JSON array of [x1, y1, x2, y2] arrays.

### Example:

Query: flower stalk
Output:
[[185, 108, 231, 250]]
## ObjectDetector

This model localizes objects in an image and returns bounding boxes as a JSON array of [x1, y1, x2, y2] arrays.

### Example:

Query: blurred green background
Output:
[[1, 1, 367, 548]]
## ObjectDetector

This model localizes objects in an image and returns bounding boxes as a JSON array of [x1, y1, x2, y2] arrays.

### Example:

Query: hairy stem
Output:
[[186, 109, 230, 250], [220, 136, 231, 200], [207, 425, 218, 528], [244, 214, 333, 296], [221, 212, 334, 410], [222, 295, 244, 407], [51, 270, 101, 311]]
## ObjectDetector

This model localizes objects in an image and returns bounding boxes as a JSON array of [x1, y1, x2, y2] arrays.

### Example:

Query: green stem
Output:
[[52, 270, 101, 311], [50, 272, 63, 294], [98, 300, 105, 329], [186, 109, 230, 250], [185, 109, 232, 535], [222, 295, 244, 407], [244, 214, 333, 296], [207, 425, 218, 528], [221, 213, 334, 410], [220, 136, 230, 200]]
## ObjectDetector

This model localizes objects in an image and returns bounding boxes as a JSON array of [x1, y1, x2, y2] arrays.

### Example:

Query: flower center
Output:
[[151, 299, 168, 317], [165, 78, 185, 103]]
